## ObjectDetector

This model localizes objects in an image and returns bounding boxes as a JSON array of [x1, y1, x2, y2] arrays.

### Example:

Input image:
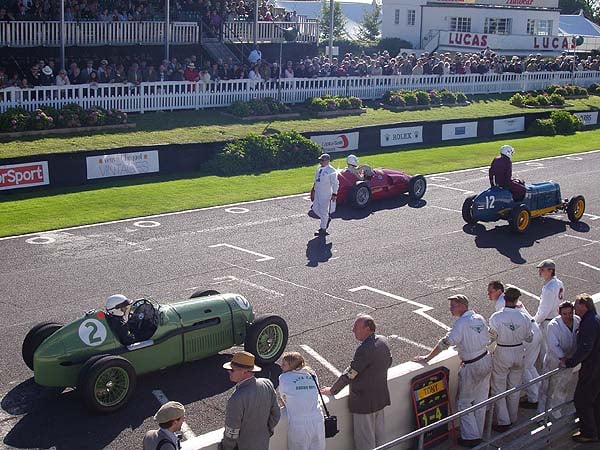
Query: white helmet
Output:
[[106, 294, 131, 317], [347, 154, 359, 167], [500, 145, 514, 159]]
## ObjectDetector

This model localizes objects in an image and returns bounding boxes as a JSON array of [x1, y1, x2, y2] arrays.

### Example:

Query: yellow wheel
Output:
[[510, 205, 531, 233], [567, 196, 585, 222]]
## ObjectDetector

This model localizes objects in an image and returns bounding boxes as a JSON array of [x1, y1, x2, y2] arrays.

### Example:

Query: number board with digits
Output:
[[410, 367, 456, 448]]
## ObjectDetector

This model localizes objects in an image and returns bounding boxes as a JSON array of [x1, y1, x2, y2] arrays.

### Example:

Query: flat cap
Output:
[[154, 401, 185, 423], [504, 287, 521, 301], [318, 153, 331, 161], [448, 294, 469, 307], [536, 259, 556, 269]]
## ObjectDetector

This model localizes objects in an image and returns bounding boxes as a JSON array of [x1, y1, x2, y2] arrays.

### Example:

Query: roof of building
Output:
[[559, 12, 600, 37]]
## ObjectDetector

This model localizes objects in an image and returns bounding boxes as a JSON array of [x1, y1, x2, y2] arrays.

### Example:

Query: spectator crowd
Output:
[[1, 49, 599, 91]]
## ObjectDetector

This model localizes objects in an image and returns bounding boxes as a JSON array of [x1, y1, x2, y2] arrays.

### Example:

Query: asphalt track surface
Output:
[[1, 150, 600, 450]]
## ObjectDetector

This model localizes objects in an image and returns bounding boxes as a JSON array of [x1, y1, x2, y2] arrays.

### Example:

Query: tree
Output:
[[357, 4, 382, 43], [559, 0, 598, 18], [320, 1, 347, 41]]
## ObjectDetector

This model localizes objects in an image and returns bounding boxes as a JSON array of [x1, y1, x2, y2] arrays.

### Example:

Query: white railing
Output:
[[0, 21, 199, 47], [1, 71, 599, 114], [218, 20, 319, 44], [0, 20, 319, 47]]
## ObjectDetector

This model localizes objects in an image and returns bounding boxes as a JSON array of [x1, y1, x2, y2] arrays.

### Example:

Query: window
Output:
[[484, 18, 512, 35], [407, 9, 416, 26], [527, 19, 553, 35], [395, 9, 400, 25], [450, 17, 471, 32]]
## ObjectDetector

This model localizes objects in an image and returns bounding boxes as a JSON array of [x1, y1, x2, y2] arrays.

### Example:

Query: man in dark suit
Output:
[[321, 314, 392, 450]]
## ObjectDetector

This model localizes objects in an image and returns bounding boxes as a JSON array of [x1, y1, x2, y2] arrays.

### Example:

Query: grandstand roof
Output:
[[275, 0, 380, 39], [559, 11, 600, 37]]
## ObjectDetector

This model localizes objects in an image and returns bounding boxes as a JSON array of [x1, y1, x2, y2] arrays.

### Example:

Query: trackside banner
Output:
[[493, 117, 525, 135], [86, 151, 159, 179], [380, 126, 424, 147], [441, 121, 478, 140], [573, 111, 598, 127], [311, 132, 359, 153], [0, 161, 50, 190]]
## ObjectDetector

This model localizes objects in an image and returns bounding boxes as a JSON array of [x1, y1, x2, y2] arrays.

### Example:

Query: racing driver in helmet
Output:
[[105, 294, 136, 345], [344, 154, 364, 179], [489, 144, 526, 201]]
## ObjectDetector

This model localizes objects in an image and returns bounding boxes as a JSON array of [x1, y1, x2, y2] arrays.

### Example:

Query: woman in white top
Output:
[[278, 352, 326, 450]]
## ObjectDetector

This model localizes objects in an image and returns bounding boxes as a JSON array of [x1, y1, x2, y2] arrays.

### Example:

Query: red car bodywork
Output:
[[336, 168, 412, 205]]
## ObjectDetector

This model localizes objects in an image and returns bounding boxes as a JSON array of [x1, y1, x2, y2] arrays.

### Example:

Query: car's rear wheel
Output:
[[190, 289, 220, 299], [408, 175, 427, 200], [22, 322, 63, 370], [351, 182, 371, 208], [462, 195, 477, 224], [566, 195, 585, 222], [245, 315, 288, 365], [79, 355, 136, 413], [509, 205, 531, 233]]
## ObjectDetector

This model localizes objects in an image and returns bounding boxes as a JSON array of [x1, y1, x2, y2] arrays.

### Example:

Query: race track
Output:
[[1, 150, 599, 449]]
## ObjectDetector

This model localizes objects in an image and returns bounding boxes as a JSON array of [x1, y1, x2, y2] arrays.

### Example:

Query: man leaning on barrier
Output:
[[414, 294, 491, 448]]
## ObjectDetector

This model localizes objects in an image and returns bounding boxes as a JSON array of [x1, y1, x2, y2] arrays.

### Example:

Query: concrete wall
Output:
[[181, 349, 461, 450]]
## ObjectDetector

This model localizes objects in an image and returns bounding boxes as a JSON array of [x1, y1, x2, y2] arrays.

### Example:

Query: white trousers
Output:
[[537, 357, 578, 417], [287, 414, 326, 450], [311, 195, 331, 230], [491, 346, 525, 426], [353, 410, 385, 450], [522, 325, 542, 402], [457, 354, 492, 440]]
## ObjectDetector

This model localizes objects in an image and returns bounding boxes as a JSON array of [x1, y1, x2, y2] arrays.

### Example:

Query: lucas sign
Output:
[[86, 151, 159, 179], [311, 132, 359, 153], [380, 126, 423, 147]]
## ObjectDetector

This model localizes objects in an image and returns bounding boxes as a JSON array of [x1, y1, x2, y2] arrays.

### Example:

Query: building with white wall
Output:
[[381, 0, 578, 55]]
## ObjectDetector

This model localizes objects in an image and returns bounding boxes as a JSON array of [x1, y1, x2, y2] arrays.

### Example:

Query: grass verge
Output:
[[1, 95, 600, 158], [1, 130, 599, 238]]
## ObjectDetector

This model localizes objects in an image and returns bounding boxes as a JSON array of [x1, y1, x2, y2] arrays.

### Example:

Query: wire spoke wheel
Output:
[[257, 324, 285, 360], [94, 366, 130, 407]]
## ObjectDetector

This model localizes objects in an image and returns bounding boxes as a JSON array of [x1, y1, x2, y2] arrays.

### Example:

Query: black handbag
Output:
[[310, 373, 340, 438]]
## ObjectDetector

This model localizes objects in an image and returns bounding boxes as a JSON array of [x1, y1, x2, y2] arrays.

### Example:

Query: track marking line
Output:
[[212, 275, 284, 297], [506, 284, 540, 301], [593, 293, 600, 303], [561, 234, 599, 246], [152, 389, 196, 440], [578, 261, 600, 272], [349, 286, 451, 331], [209, 243, 274, 262], [427, 205, 461, 213], [300, 345, 342, 377], [387, 335, 433, 351], [583, 213, 600, 221], [428, 183, 474, 195]]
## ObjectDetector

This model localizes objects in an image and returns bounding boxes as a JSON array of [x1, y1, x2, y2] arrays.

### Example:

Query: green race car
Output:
[[21, 290, 288, 413]]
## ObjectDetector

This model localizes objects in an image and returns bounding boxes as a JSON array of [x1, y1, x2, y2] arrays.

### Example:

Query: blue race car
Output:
[[462, 182, 585, 233]]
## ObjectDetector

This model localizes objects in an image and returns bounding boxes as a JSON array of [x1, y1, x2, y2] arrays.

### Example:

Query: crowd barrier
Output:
[[180, 349, 461, 450], [1, 110, 597, 193]]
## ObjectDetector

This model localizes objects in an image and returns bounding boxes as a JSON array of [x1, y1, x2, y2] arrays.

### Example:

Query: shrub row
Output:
[[0, 104, 127, 133], [529, 110, 583, 136], [228, 97, 291, 117], [510, 92, 565, 107], [545, 84, 588, 97], [587, 83, 600, 95], [208, 130, 322, 175], [305, 95, 363, 112], [382, 89, 467, 107]]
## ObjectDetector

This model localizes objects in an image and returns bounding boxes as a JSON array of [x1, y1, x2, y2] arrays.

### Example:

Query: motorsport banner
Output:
[[86, 150, 159, 179], [311, 132, 359, 153]]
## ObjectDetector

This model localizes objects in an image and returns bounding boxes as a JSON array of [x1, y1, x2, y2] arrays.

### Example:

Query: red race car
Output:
[[336, 166, 427, 208]]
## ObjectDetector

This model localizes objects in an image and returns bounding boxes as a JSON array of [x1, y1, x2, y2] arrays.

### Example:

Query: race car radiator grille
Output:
[[185, 329, 233, 360]]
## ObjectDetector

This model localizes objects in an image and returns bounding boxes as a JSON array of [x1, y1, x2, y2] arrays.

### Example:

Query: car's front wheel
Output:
[[509, 205, 531, 233], [351, 182, 371, 208], [566, 195, 585, 222], [79, 355, 136, 413], [22, 322, 63, 370], [408, 175, 427, 200], [245, 315, 289, 365], [462, 195, 477, 224]]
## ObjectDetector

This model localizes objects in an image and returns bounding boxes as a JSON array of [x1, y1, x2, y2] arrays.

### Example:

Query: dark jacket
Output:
[[566, 310, 600, 377], [143, 428, 179, 450], [331, 334, 392, 414], [489, 154, 512, 188], [106, 314, 136, 345]]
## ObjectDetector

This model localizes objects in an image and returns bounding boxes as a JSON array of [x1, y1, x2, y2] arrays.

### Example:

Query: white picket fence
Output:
[[1, 71, 599, 114]]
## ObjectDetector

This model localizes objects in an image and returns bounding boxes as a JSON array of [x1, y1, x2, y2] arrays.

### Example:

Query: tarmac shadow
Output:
[[332, 196, 427, 221], [306, 236, 333, 267]]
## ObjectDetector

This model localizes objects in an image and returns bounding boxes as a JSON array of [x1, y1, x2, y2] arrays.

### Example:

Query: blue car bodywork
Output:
[[463, 182, 585, 233]]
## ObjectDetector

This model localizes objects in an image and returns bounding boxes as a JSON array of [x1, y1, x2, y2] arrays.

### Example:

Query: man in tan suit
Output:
[[143, 401, 185, 450]]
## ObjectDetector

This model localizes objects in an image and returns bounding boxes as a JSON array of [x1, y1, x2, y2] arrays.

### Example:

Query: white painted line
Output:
[[525, 162, 544, 167], [194, 214, 304, 235], [578, 261, 600, 272], [134, 220, 161, 228], [228, 263, 375, 310], [428, 183, 474, 195], [25, 236, 55, 245], [506, 284, 540, 301], [349, 286, 451, 331], [593, 292, 600, 304], [209, 243, 274, 262], [212, 275, 284, 297], [300, 345, 342, 377], [428, 205, 462, 213], [388, 335, 433, 351], [152, 389, 196, 439], [303, 196, 312, 201], [427, 176, 450, 182], [561, 234, 599, 245], [224, 207, 249, 214], [583, 213, 600, 221]]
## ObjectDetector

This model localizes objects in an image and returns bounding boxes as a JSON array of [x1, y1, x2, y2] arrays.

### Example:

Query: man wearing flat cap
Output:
[[534, 259, 564, 365], [143, 401, 185, 449], [311, 153, 339, 236], [489, 287, 533, 432], [414, 295, 491, 448], [220, 351, 280, 450]]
